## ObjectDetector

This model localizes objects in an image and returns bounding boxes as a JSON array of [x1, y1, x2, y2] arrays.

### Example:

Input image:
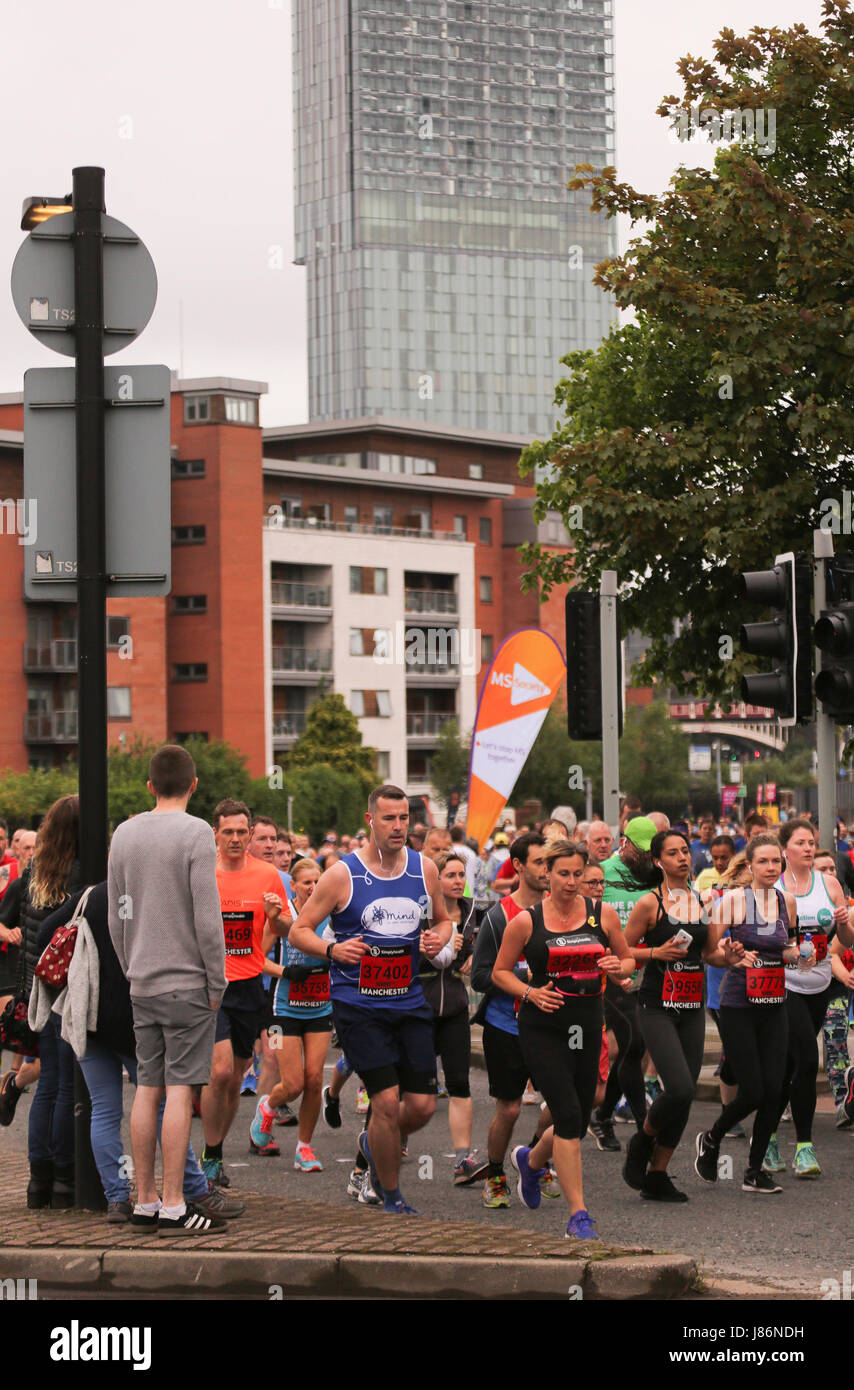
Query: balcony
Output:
[[270, 580, 332, 623], [406, 711, 457, 743], [272, 647, 333, 685], [404, 589, 459, 619], [23, 640, 77, 673], [24, 710, 78, 743], [405, 661, 460, 686], [271, 712, 308, 746], [265, 515, 467, 543]]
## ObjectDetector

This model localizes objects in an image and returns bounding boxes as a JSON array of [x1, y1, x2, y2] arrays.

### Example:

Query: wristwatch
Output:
[[326, 942, 335, 960]]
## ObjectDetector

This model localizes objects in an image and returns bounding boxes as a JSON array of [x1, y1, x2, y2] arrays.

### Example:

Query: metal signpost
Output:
[[11, 167, 170, 1207]]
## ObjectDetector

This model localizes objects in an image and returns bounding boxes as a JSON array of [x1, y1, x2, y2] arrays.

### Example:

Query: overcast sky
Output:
[[0, 0, 824, 426]]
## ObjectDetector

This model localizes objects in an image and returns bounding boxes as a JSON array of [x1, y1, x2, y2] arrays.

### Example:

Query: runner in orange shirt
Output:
[[200, 799, 284, 1187]]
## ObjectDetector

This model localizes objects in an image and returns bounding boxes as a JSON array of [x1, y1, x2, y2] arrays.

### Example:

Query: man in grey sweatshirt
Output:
[[108, 744, 228, 1234]]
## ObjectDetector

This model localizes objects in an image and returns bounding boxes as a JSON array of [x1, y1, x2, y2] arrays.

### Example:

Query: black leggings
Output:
[[432, 1010, 471, 1099], [775, 986, 833, 1142], [710, 1005, 788, 1170], [518, 999, 602, 1140], [708, 1007, 737, 1087], [638, 1006, 705, 1150], [600, 985, 646, 1127]]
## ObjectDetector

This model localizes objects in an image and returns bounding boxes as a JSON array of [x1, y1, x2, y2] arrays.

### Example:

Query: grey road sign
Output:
[[23, 364, 171, 601], [11, 212, 157, 357]]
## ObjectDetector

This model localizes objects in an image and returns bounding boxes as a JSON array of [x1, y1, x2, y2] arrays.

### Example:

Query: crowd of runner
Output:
[[1, 751, 853, 1241]]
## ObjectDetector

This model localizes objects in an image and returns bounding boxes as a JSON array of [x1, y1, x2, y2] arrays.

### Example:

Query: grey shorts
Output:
[[131, 988, 217, 1088]]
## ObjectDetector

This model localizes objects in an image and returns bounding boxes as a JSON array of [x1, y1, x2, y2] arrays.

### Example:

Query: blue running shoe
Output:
[[566, 1208, 599, 1241], [613, 1096, 633, 1123], [383, 1197, 419, 1215], [510, 1145, 544, 1210], [358, 1128, 384, 1202]]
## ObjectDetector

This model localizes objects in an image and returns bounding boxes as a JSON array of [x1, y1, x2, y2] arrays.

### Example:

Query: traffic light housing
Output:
[[738, 552, 812, 725], [814, 559, 854, 721], [564, 590, 623, 741]]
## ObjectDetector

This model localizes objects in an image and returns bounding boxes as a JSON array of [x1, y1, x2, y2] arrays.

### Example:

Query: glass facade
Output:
[[293, 0, 618, 436]]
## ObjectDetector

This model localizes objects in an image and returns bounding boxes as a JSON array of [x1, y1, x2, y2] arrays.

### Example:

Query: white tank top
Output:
[[777, 869, 835, 995]]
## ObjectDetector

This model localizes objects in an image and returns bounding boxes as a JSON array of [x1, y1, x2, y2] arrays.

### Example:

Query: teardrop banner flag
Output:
[[465, 628, 566, 851]]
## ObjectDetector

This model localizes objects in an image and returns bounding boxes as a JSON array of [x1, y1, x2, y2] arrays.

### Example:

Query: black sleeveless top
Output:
[[638, 888, 708, 1011], [523, 898, 609, 1002]]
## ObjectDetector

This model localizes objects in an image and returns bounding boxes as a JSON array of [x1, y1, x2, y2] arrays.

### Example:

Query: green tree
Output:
[[0, 763, 77, 827], [520, 3, 854, 703], [288, 693, 376, 791], [620, 701, 691, 806], [430, 719, 470, 816], [511, 703, 603, 818]]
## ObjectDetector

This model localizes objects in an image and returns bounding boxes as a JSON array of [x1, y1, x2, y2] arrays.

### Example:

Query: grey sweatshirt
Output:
[[107, 810, 227, 1002]]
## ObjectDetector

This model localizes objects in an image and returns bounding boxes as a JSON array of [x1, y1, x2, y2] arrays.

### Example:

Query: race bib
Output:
[[547, 942, 604, 979], [811, 933, 828, 962], [288, 972, 331, 1008], [745, 959, 785, 1003], [841, 948, 854, 973], [661, 969, 703, 1008], [358, 942, 412, 997], [223, 910, 254, 957]]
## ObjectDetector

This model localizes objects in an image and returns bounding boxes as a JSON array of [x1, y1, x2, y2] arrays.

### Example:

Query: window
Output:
[[174, 731, 209, 743], [106, 616, 129, 647], [172, 595, 207, 614], [373, 505, 393, 533], [376, 751, 390, 779], [173, 663, 208, 682], [279, 497, 302, 520], [350, 690, 365, 718], [344, 505, 359, 530], [469, 463, 483, 480], [172, 524, 206, 545], [171, 458, 206, 478], [481, 634, 494, 663], [183, 397, 209, 423], [480, 576, 493, 603], [376, 690, 392, 718], [453, 515, 467, 538], [479, 516, 492, 545], [350, 567, 388, 596], [224, 396, 257, 425], [349, 628, 364, 656], [107, 687, 131, 720]]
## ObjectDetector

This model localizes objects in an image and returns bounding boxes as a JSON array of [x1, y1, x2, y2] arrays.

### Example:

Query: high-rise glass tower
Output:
[[293, 0, 618, 437]]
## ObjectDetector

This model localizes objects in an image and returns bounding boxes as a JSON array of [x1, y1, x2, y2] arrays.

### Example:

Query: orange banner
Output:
[[465, 629, 566, 852]]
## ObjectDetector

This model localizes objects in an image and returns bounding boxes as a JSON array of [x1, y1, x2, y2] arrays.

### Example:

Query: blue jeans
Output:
[[77, 1040, 208, 1204], [28, 1014, 75, 1168]]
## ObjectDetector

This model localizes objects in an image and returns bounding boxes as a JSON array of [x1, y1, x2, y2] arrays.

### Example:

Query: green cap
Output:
[[624, 816, 657, 852]]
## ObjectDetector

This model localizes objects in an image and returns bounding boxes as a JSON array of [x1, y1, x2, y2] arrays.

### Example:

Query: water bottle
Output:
[[797, 932, 815, 972]]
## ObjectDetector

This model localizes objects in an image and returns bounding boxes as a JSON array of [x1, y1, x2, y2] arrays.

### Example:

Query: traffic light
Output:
[[738, 551, 812, 725], [814, 560, 854, 721], [564, 590, 622, 740]]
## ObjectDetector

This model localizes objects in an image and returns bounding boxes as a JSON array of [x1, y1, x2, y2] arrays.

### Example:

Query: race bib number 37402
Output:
[[358, 943, 412, 997]]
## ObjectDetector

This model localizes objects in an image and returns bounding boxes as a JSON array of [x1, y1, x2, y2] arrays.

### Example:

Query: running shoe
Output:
[[382, 1197, 419, 1215], [780, 1103, 792, 1123], [453, 1152, 488, 1186], [694, 1130, 720, 1185], [322, 1085, 342, 1130], [358, 1128, 384, 1201], [622, 1129, 653, 1190], [249, 1096, 278, 1154], [200, 1151, 230, 1188], [613, 1096, 633, 1123], [762, 1136, 785, 1173], [841, 1065, 854, 1125], [157, 1204, 227, 1236], [565, 1209, 599, 1240], [275, 1104, 297, 1127], [356, 1086, 369, 1113], [194, 1184, 245, 1219], [241, 1072, 258, 1097], [294, 1144, 323, 1172], [644, 1077, 663, 1108], [539, 1167, 562, 1198], [792, 1143, 821, 1178], [0, 1071, 23, 1127], [588, 1115, 621, 1152], [437, 1083, 449, 1099], [107, 1200, 133, 1223], [836, 1102, 854, 1131], [482, 1175, 510, 1208], [742, 1169, 782, 1194], [400, 1137, 409, 1158], [510, 1145, 543, 1210], [357, 1173, 381, 1206], [640, 1170, 688, 1202], [346, 1168, 366, 1201], [725, 1122, 746, 1139], [522, 1089, 541, 1105]]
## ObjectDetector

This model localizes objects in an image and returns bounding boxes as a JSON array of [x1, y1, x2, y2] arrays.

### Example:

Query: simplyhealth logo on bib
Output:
[[361, 897, 423, 936]]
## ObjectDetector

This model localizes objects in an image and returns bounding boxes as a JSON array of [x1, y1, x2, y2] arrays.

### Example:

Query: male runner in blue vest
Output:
[[286, 784, 453, 1213]]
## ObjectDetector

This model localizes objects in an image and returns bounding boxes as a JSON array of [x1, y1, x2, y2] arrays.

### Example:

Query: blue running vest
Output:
[[330, 848, 429, 1011]]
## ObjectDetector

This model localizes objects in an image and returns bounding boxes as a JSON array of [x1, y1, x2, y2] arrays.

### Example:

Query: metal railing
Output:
[[406, 712, 457, 736], [272, 712, 308, 738], [406, 661, 460, 676], [270, 581, 331, 607], [265, 514, 466, 543], [23, 639, 78, 671], [271, 647, 332, 673], [24, 710, 79, 742], [404, 589, 458, 614]]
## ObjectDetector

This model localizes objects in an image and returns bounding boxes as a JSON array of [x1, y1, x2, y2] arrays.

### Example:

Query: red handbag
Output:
[[34, 886, 93, 989]]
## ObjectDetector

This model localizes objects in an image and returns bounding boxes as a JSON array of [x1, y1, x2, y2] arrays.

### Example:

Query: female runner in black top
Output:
[[492, 838, 633, 1240], [623, 830, 729, 1202]]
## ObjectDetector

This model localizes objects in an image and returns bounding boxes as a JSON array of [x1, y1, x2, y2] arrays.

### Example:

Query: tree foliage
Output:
[[287, 693, 376, 792], [521, 1, 854, 702], [430, 720, 470, 811], [511, 703, 603, 818], [619, 701, 691, 806]]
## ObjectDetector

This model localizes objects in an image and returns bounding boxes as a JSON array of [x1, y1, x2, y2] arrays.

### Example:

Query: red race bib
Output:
[[547, 942, 604, 978], [661, 969, 703, 1007], [841, 949, 854, 973], [288, 973, 331, 1008], [358, 943, 412, 997], [223, 910, 254, 957], [745, 961, 785, 1003], [810, 933, 828, 962]]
